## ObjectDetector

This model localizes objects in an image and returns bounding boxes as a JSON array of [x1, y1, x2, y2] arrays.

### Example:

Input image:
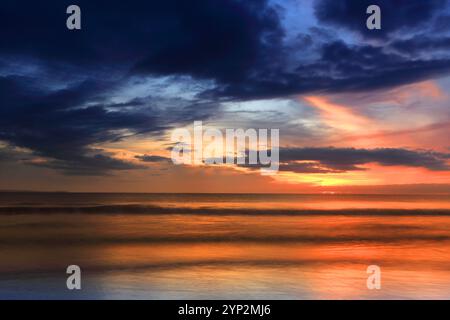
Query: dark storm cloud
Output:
[[315, 41, 450, 91], [0, 0, 283, 173], [0, 75, 162, 175], [132, 1, 283, 83], [2, 0, 450, 99], [208, 0, 450, 99], [0, 0, 282, 79], [0, 73, 221, 174], [314, 0, 448, 38], [206, 40, 450, 100], [2, 0, 450, 174], [279, 147, 450, 173]]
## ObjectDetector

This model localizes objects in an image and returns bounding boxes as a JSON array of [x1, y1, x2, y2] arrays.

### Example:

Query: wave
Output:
[[3, 257, 450, 280], [3, 234, 450, 245], [0, 204, 450, 215]]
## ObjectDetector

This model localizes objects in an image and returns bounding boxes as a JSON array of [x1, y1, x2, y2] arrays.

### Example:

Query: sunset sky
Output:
[[1, 0, 450, 193]]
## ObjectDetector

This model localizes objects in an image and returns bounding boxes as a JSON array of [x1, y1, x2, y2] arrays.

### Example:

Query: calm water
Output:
[[1, 192, 450, 299]]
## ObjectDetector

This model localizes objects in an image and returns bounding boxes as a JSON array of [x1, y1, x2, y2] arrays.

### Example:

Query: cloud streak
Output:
[[278, 147, 450, 173]]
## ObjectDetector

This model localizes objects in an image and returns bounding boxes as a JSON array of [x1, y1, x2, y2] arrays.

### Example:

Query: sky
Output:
[[0, 0, 450, 193]]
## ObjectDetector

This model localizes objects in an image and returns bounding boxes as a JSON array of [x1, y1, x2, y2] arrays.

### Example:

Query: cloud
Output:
[[235, 147, 450, 173], [135, 154, 171, 163], [0, 145, 32, 162], [0, 0, 283, 173], [391, 36, 450, 55], [212, 39, 450, 100], [0, 0, 282, 79], [2, 0, 449, 102], [314, 0, 448, 39], [33, 153, 145, 176], [2, 0, 450, 177], [0, 76, 163, 174], [132, 0, 283, 83], [278, 162, 341, 174], [278, 147, 450, 173]]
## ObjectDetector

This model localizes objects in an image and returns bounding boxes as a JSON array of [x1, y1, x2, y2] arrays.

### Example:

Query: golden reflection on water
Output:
[[2, 205, 450, 299]]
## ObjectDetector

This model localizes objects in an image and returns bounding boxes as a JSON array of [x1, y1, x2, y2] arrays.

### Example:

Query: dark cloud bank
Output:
[[238, 147, 450, 173], [1, 0, 450, 174], [278, 147, 450, 173]]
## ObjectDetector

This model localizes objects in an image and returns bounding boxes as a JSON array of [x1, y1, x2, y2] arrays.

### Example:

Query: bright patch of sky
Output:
[[109, 75, 215, 105], [213, 98, 323, 144], [272, 0, 358, 45]]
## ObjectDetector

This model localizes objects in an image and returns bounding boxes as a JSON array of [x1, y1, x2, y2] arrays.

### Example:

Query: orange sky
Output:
[[1, 80, 449, 193]]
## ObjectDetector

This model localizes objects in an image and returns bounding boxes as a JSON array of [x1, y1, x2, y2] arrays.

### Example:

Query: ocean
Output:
[[0, 192, 450, 299]]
